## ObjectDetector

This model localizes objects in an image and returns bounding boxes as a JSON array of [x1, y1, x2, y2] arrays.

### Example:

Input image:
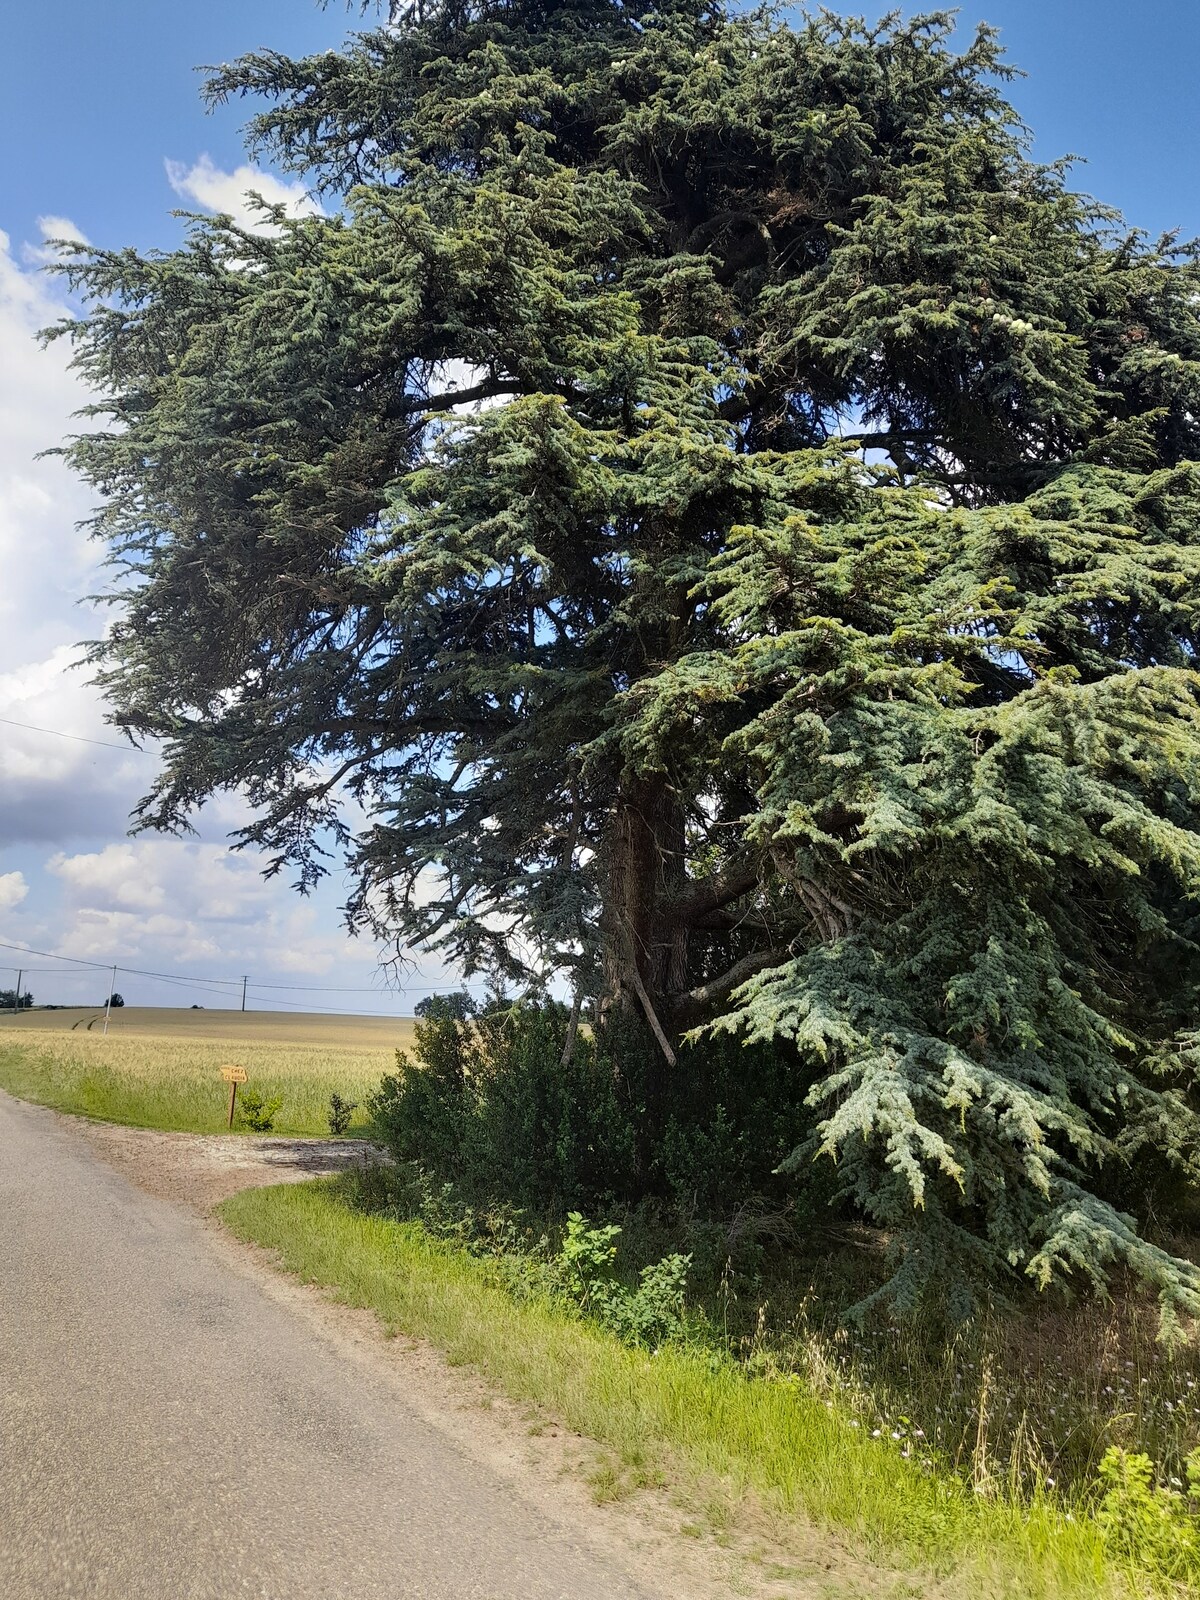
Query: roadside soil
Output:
[[69, 1112, 930, 1600], [76, 1120, 385, 1209]]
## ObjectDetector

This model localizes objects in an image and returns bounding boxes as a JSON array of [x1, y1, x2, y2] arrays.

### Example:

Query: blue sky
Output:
[[4, 2, 1199, 251], [0, 0, 1197, 1009]]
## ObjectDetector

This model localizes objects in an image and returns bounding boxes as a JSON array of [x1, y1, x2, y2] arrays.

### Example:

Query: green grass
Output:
[[0, 1022, 406, 1136], [220, 1179, 1134, 1599]]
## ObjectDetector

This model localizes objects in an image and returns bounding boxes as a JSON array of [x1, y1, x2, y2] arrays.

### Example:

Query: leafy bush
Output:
[[370, 1004, 641, 1209], [552, 1213, 691, 1349], [555, 1212, 621, 1304], [1095, 1445, 1200, 1582], [368, 1002, 818, 1219], [415, 991, 477, 1021], [237, 1089, 283, 1133], [327, 1092, 358, 1136], [336, 1162, 692, 1351]]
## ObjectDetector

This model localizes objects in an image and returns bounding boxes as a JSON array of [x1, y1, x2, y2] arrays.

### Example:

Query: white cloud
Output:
[[0, 226, 95, 673], [43, 840, 439, 1002], [165, 154, 321, 232], [0, 223, 190, 852], [0, 873, 28, 913], [0, 647, 153, 844], [0, 223, 135, 845], [21, 215, 91, 268], [36, 216, 89, 244]]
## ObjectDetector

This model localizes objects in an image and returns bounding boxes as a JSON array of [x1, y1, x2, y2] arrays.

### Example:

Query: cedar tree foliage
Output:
[[51, 2, 1200, 1316]]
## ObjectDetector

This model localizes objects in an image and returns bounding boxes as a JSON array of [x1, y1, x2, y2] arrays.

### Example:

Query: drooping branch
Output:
[[628, 956, 677, 1067], [422, 379, 523, 414], [671, 945, 792, 1030]]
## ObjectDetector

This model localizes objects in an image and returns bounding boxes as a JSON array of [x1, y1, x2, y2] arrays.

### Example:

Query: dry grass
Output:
[[0, 1007, 414, 1135], [758, 1289, 1200, 1502]]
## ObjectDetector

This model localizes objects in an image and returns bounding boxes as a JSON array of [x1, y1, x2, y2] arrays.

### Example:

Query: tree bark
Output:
[[599, 775, 688, 1030], [597, 776, 689, 1176]]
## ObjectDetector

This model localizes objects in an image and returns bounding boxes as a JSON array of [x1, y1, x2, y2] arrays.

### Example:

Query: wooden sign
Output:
[[220, 1064, 247, 1129]]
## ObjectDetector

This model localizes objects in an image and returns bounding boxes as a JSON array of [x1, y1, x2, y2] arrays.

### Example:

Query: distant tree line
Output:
[[0, 992, 126, 1011]]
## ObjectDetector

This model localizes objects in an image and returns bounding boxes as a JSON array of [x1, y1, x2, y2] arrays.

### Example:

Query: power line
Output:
[[120, 970, 247, 999], [0, 715, 150, 753], [234, 992, 428, 1018], [246, 979, 421, 993], [0, 940, 109, 969], [0, 936, 484, 1006]]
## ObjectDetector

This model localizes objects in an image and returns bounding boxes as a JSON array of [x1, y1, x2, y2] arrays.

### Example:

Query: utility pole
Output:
[[14, 969, 22, 1012], [241, 975, 248, 1013], [102, 965, 117, 1036]]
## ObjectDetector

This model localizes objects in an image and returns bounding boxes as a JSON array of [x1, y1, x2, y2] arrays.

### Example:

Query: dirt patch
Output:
[[66, 1112, 928, 1600], [75, 1120, 383, 1210]]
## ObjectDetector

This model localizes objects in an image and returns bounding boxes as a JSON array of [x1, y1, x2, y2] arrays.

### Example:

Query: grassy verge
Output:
[[0, 1032, 389, 1136], [220, 1179, 1130, 1599]]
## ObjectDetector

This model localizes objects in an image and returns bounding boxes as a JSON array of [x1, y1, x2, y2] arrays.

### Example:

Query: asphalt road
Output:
[[0, 1091, 655, 1600]]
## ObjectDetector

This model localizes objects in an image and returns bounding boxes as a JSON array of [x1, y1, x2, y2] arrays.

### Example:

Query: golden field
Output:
[[0, 1006, 417, 1135]]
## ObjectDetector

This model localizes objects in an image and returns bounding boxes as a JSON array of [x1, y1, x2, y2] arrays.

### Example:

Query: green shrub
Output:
[[1094, 1445, 1200, 1582], [367, 1002, 818, 1219], [415, 991, 477, 1021], [552, 1212, 691, 1349], [555, 1211, 622, 1304], [327, 1092, 358, 1136], [237, 1089, 283, 1133], [369, 1004, 641, 1208]]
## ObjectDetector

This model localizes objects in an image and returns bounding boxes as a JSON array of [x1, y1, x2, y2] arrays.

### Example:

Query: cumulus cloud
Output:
[[43, 840, 438, 1004], [0, 226, 96, 669], [165, 154, 321, 232], [0, 648, 155, 845], [0, 873, 28, 913], [0, 227, 148, 846]]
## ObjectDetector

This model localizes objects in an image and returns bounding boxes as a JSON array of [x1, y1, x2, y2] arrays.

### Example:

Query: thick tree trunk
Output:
[[599, 776, 687, 1028], [598, 777, 688, 1174]]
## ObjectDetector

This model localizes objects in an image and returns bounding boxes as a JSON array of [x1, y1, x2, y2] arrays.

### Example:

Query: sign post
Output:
[[220, 1065, 248, 1129]]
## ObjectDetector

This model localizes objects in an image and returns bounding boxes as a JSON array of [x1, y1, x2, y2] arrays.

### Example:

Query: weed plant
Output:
[[732, 1284, 1200, 1504], [236, 1088, 283, 1133], [327, 1092, 358, 1135]]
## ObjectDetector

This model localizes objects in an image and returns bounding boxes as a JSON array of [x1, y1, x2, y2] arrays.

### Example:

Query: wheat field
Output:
[[0, 1007, 417, 1135]]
